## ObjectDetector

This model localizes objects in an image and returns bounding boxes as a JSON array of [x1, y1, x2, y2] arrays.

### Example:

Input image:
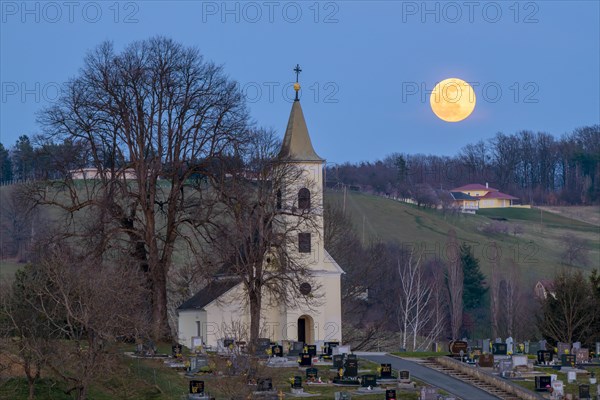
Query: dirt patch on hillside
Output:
[[539, 206, 600, 226]]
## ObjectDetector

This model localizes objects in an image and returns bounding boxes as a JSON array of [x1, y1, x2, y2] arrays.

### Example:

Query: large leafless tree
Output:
[[34, 37, 250, 339]]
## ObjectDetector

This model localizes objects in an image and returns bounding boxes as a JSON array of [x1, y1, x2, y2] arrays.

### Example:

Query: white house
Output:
[[177, 86, 344, 349]]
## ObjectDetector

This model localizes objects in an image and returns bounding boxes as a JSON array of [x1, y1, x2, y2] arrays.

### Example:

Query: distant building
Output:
[[69, 167, 138, 180], [450, 191, 479, 213], [451, 183, 519, 208], [534, 279, 555, 300]]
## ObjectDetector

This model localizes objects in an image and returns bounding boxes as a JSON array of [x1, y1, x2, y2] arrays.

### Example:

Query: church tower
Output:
[[275, 65, 343, 345], [176, 65, 343, 348]]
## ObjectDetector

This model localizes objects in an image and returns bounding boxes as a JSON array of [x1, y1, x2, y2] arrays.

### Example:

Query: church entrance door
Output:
[[297, 315, 314, 344]]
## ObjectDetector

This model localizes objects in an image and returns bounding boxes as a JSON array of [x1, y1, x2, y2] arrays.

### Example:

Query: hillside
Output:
[[325, 190, 600, 287]]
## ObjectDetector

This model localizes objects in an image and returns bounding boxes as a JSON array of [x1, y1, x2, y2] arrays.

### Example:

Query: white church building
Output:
[[177, 76, 344, 349]]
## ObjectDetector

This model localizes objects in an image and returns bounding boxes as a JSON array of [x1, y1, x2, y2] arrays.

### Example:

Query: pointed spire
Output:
[[278, 100, 323, 162], [278, 65, 323, 162]]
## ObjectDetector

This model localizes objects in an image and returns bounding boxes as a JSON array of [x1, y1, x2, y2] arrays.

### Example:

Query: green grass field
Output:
[[0, 259, 22, 280], [325, 190, 600, 286]]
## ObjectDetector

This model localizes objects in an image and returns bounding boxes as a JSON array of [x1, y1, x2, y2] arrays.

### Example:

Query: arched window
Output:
[[298, 188, 310, 210], [276, 189, 282, 210]]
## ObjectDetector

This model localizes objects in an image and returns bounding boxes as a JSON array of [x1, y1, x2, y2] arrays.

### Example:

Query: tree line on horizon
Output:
[[2, 127, 599, 205], [326, 126, 599, 206]]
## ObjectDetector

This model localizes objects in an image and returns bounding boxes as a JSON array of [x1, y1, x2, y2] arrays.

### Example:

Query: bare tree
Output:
[[445, 229, 463, 340], [16, 236, 150, 400], [537, 269, 594, 344], [0, 277, 53, 400], [0, 186, 35, 261], [499, 261, 521, 338], [396, 250, 435, 350], [560, 234, 589, 266], [489, 242, 501, 339], [34, 37, 250, 339]]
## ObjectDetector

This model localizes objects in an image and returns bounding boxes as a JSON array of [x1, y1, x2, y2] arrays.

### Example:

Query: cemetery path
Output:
[[360, 354, 501, 400]]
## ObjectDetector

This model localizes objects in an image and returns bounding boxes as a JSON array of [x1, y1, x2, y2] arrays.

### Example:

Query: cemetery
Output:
[[118, 338, 443, 399], [120, 336, 600, 399], [409, 338, 600, 399]]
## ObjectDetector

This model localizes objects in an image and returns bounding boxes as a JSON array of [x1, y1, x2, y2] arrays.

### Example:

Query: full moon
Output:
[[430, 78, 476, 122]]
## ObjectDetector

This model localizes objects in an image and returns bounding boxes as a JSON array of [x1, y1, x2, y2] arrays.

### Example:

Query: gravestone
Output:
[[449, 340, 468, 355], [344, 358, 358, 378], [288, 341, 304, 356], [336, 345, 351, 355], [306, 367, 318, 381], [492, 343, 507, 355], [361, 374, 377, 387], [346, 354, 357, 362], [380, 363, 393, 379], [498, 359, 512, 376], [478, 354, 494, 367], [579, 384, 590, 399], [551, 380, 564, 396], [334, 393, 351, 400], [191, 337, 203, 352], [398, 370, 411, 383], [557, 342, 571, 355], [299, 353, 312, 367], [255, 338, 271, 355], [385, 389, 397, 400], [292, 376, 302, 389], [567, 370, 576, 383], [506, 337, 514, 354], [324, 341, 339, 356], [561, 354, 576, 366], [306, 345, 317, 357], [223, 338, 234, 348], [535, 376, 551, 391], [189, 380, 205, 395], [495, 337, 502, 343], [482, 339, 491, 352], [420, 387, 439, 400], [188, 356, 208, 374], [528, 341, 540, 354], [257, 378, 273, 392], [573, 341, 581, 350], [537, 350, 552, 364], [271, 344, 283, 357], [539, 339, 547, 350], [512, 354, 528, 368], [576, 348, 589, 363], [333, 354, 344, 369], [172, 344, 183, 358]]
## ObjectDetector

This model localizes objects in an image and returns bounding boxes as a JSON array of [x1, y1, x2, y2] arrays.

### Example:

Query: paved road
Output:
[[360, 354, 500, 400]]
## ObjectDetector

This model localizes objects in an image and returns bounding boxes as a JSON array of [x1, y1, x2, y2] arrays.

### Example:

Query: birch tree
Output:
[[445, 229, 463, 340]]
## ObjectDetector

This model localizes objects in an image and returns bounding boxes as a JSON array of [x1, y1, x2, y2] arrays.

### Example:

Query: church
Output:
[[177, 69, 344, 349]]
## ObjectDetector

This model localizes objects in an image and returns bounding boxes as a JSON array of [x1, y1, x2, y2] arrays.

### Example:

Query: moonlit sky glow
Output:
[[1, 1, 599, 163]]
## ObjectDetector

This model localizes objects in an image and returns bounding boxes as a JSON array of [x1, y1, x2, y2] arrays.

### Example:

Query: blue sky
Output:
[[1, 1, 599, 163]]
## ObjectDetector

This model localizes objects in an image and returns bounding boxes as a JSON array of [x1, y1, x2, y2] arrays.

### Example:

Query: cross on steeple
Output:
[[293, 64, 302, 101], [294, 64, 302, 83]]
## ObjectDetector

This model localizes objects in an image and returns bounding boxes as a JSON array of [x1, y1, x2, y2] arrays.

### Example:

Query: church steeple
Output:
[[278, 65, 324, 162]]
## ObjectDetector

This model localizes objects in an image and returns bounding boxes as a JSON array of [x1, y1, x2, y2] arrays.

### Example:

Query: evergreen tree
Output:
[[0, 142, 12, 181], [461, 243, 487, 310]]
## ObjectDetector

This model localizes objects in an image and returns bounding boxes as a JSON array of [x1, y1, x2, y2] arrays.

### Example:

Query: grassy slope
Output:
[[325, 190, 600, 285]]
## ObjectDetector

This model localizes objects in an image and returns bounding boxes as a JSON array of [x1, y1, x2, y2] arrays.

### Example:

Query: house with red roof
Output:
[[451, 183, 519, 209]]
